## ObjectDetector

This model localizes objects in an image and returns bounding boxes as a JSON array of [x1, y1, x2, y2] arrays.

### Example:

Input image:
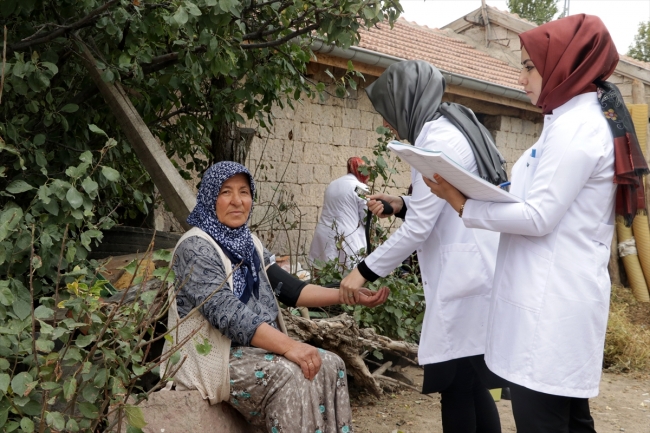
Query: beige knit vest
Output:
[[160, 227, 287, 404]]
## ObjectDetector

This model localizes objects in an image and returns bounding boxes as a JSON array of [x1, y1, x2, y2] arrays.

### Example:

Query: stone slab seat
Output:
[[113, 390, 265, 433]]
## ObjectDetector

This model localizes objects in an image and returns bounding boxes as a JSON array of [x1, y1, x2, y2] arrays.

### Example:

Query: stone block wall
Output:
[[246, 64, 411, 261], [481, 114, 543, 176]]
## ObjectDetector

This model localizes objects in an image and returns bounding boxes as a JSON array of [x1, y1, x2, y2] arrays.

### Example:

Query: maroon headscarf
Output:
[[347, 156, 369, 184], [520, 14, 649, 225], [519, 14, 618, 115]]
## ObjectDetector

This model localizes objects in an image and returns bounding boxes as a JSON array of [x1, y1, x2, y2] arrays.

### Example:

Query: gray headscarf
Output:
[[365, 60, 444, 145], [365, 60, 508, 186]]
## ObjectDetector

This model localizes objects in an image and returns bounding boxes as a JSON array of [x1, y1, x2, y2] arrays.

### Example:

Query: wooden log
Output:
[[281, 311, 419, 397], [371, 361, 392, 377], [76, 40, 196, 230], [609, 227, 622, 286]]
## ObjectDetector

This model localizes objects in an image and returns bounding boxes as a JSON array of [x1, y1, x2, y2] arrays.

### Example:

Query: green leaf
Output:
[[101, 166, 120, 182], [79, 150, 93, 163], [153, 249, 172, 262], [12, 299, 31, 320], [75, 334, 95, 348], [78, 402, 99, 419], [0, 208, 22, 242], [125, 405, 147, 428], [185, 1, 202, 16], [66, 418, 80, 432], [0, 282, 14, 306], [170, 350, 181, 365], [101, 68, 114, 82], [35, 338, 54, 353], [66, 187, 84, 209], [20, 417, 34, 433], [45, 412, 65, 430], [10, 372, 33, 396], [43, 199, 59, 216], [153, 267, 175, 282], [173, 6, 188, 25], [0, 358, 9, 370], [0, 373, 10, 393], [88, 124, 107, 136], [195, 337, 212, 355], [34, 305, 53, 319], [60, 103, 79, 113], [139, 290, 157, 305], [6, 180, 34, 194], [372, 349, 383, 360], [63, 378, 77, 401]]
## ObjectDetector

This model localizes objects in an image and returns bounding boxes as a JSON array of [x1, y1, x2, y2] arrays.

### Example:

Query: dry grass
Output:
[[604, 285, 650, 373]]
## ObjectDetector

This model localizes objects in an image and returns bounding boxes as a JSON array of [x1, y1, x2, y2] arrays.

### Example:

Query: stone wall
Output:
[[481, 115, 543, 176], [245, 64, 411, 261]]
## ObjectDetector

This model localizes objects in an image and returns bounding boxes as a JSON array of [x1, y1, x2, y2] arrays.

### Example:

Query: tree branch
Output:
[[140, 46, 207, 75], [7, 0, 119, 56], [241, 23, 320, 49]]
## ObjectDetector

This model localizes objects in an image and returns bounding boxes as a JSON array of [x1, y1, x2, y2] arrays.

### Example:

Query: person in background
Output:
[[163, 161, 389, 433], [309, 157, 369, 268], [425, 15, 646, 432], [340, 60, 507, 433]]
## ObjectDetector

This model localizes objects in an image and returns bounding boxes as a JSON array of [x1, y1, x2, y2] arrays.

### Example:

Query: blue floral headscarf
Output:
[[187, 161, 260, 303]]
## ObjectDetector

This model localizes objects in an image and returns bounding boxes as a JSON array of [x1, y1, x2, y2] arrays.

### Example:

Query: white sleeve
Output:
[[364, 137, 465, 277], [462, 121, 604, 236]]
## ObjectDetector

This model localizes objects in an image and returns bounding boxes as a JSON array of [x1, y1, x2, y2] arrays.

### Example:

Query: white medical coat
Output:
[[309, 174, 367, 267], [364, 116, 499, 365], [463, 93, 616, 398]]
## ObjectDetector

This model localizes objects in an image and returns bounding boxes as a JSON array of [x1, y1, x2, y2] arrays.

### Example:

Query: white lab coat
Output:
[[463, 93, 616, 398], [309, 174, 367, 267], [364, 117, 499, 365]]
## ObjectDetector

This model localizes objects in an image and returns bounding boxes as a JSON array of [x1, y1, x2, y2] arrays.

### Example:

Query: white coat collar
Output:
[[544, 92, 598, 123]]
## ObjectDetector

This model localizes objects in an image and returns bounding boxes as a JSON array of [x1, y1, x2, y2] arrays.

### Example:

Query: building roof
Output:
[[357, 18, 522, 90]]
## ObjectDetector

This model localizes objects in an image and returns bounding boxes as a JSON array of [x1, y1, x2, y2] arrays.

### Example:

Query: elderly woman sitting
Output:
[[162, 161, 388, 433]]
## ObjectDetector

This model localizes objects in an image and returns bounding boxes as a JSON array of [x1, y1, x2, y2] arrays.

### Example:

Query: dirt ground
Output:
[[350, 367, 650, 433]]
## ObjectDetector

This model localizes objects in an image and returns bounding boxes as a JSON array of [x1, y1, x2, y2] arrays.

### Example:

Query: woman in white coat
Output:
[[426, 15, 648, 432], [340, 60, 509, 433], [309, 157, 368, 268]]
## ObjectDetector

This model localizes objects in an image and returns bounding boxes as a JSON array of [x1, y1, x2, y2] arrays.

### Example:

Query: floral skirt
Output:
[[228, 346, 353, 433]]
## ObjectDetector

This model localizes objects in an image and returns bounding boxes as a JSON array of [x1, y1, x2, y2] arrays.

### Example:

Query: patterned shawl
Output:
[[186, 161, 260, 303]]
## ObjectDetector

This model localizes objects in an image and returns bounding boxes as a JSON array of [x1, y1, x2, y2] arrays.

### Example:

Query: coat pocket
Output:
[[437, 243, 491, 302], [498, 235, 552, 312]]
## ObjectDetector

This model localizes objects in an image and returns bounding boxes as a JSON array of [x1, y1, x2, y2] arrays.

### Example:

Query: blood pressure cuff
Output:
[[266, 263, 308, 307]]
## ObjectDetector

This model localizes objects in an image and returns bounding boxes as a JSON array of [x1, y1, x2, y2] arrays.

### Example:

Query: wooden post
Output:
[[77, 41, 196, 231]]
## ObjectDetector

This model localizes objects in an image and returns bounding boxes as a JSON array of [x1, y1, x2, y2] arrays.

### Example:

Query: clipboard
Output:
[[388, 141, 522, 203]]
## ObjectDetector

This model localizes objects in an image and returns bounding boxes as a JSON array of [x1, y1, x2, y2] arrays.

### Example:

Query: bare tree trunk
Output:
[[211, 120, 256, 165]]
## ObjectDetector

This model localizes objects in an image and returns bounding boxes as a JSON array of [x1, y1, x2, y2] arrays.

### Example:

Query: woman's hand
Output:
[[339, 268, 367, 305], [283, 341, 322, 380], [357, 287, 390, 307], [367, 193, 403, 218], [423, 174, 467, 213]]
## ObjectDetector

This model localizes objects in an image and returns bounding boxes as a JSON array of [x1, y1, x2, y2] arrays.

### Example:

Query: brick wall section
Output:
[[481, 115, 543, 176]]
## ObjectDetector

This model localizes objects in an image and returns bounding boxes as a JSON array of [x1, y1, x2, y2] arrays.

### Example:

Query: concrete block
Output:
[[313, 164, 331, 184], [510, 118, 523, 134], [319, 105, 336, 127], [331, 165, 347, 179], [360, 111, 377, 131], [319, 125, 334, 144], [110, 390, 263, 433], [273, 119, 294, 141], [342, 108, 361, 129], [501, 116, 512, 132], [298, 163, 315, 182], [350, 129, 369, 150], [332, 127, 351, 147], [521, 119, 536, 136], [301, 123, 321, 143]]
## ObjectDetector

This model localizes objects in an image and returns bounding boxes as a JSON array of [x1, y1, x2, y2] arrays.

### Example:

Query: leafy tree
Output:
[[507, 0, 558, 25], [628, 21, 650, 63], [0, 0, 402, 430]]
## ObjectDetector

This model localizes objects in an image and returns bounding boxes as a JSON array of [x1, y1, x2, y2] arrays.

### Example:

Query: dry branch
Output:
[[281, 310, 420, 397]]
